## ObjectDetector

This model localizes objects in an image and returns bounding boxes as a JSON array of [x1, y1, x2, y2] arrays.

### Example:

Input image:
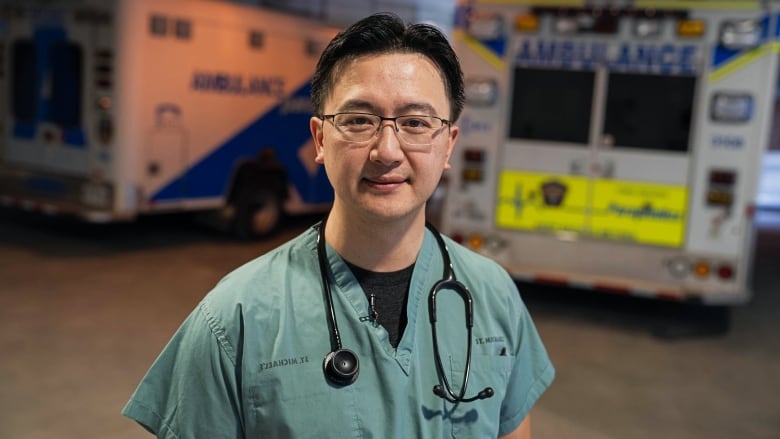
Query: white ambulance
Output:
[[0, 0, 338, 238], [441, 0, 780, 303]]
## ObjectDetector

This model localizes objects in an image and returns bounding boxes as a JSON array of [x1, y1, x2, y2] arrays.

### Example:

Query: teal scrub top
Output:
[[122, 226, 555, 438]]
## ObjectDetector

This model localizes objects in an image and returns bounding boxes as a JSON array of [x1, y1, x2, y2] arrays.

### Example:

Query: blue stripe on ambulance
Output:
[[152, 82, 333, 204]]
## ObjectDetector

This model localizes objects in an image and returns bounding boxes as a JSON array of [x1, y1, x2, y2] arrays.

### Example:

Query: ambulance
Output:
[[0, 0, 338, 238], [441, 0, 780, 303]]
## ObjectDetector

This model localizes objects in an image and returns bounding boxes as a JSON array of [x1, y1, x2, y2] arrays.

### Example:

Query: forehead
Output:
[[326, 52, 450, 116]]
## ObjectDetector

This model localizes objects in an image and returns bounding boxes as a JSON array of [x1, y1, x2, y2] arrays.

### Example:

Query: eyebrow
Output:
[[335, 99, 441, 117]]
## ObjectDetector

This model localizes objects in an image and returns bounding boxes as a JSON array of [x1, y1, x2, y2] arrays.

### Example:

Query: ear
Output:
[[443, 124, 459, 171], [311, 117, 325, 164]]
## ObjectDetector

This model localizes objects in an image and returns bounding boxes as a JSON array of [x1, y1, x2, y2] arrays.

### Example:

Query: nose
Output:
[[370, 122, 404, 165]]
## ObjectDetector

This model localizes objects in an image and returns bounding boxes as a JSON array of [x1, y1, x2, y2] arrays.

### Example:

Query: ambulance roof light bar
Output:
[[526, 6, 689, 35]]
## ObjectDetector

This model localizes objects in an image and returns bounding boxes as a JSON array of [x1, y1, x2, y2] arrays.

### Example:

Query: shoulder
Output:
[[199, 226, 320, 330]]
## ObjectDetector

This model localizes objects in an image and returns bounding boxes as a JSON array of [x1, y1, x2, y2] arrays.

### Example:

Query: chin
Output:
[[363, 203, 426, 224]]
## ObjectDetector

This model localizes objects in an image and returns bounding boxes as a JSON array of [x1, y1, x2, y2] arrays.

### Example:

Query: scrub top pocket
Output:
[[248, 365, 359, 437], [447, 353, 514, 438]]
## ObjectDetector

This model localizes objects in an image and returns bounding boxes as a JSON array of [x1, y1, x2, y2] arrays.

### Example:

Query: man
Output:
[[123, 12, 554, 438]]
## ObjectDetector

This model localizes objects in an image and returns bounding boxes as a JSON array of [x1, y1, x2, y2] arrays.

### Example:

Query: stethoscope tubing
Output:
[[316, 214, 493, 402]]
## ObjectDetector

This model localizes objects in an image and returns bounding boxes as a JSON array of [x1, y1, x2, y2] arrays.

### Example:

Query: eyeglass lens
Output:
[[330, 113, 447, 147]]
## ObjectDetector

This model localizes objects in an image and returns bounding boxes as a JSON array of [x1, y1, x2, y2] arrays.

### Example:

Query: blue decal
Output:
[[12, 11, 88, 147], [459, 115, 492, 136], [63, 128, 86, 146], [483, 38, 506, 59], [26, 176, 66, 195], [712, 135, 744, 149], [776, 12, 780, 38], [152, 82, 333, 204], [455, 5, 471, 30], [13, 122, 36, 139], [192, 72, 285, 97]]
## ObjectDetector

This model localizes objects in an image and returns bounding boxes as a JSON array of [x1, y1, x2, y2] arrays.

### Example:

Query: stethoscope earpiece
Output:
[[433, 384, 494, 402], [323, 349, 359, 386]]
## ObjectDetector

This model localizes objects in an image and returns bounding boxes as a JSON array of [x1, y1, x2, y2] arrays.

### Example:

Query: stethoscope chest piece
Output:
[[323, 348, 359, 386]]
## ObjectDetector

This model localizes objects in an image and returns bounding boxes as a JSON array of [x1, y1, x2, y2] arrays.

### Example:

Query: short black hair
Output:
[[311, 12, 464, 122]]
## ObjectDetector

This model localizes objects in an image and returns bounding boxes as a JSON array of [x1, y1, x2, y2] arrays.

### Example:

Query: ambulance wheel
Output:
[[233, 188, 283, 240]]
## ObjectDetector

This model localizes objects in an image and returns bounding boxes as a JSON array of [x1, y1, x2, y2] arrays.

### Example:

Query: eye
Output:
[[335, 114, 379, 133], [400, 116, 433, 129], [348, 116, 371, 126]]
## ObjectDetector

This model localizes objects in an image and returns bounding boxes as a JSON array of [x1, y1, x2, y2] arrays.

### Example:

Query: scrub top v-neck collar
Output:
[[319, 228, 440, 375]]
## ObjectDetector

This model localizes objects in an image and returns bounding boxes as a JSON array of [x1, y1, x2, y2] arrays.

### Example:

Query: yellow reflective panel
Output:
[[589, 180, 688, 248], [496, 170, 589, 233], [495, 171, 688, 248]]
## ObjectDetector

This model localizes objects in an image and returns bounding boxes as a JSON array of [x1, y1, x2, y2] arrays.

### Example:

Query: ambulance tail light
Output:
[[462, 148, 486, 183], [717, 264, 735, 280], [677, 19, 705, 38], [94, 48, 113, 89], [449, 231, 486, 251], [668, 258, 735, 282], [707, 169, 737, 208], [468, 234, 485, 251], [719, 19, 760, 50], [451, 232, 465, 244], [693, 261, 711, 278], [463, 149, 485, 163]]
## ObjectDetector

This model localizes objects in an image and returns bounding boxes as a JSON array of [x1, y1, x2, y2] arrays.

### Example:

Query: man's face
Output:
[[311, 53, 458, 224]]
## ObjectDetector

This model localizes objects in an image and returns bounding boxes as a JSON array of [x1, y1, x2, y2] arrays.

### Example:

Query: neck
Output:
[[323, 207, 426, 272]]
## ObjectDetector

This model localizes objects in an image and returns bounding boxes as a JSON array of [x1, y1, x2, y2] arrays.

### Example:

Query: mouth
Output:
[[363, 176, 408, 192]]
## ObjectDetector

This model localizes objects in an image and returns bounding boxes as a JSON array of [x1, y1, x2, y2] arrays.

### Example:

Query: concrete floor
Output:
[[0, 209, 778, 438]]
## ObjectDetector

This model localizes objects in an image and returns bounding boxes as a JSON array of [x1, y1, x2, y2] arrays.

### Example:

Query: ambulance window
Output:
[[11, 39, 37, 122], [603, 73, 695, 152], [509, 67, 594, 144], [49, 42, 83, 127]]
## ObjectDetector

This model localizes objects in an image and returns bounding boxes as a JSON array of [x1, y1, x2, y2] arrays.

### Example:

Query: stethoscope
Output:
[[317, 214, 494, 403]]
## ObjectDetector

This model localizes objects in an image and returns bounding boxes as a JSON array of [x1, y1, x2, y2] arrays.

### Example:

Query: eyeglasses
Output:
[[320, 112, 451, 147]]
